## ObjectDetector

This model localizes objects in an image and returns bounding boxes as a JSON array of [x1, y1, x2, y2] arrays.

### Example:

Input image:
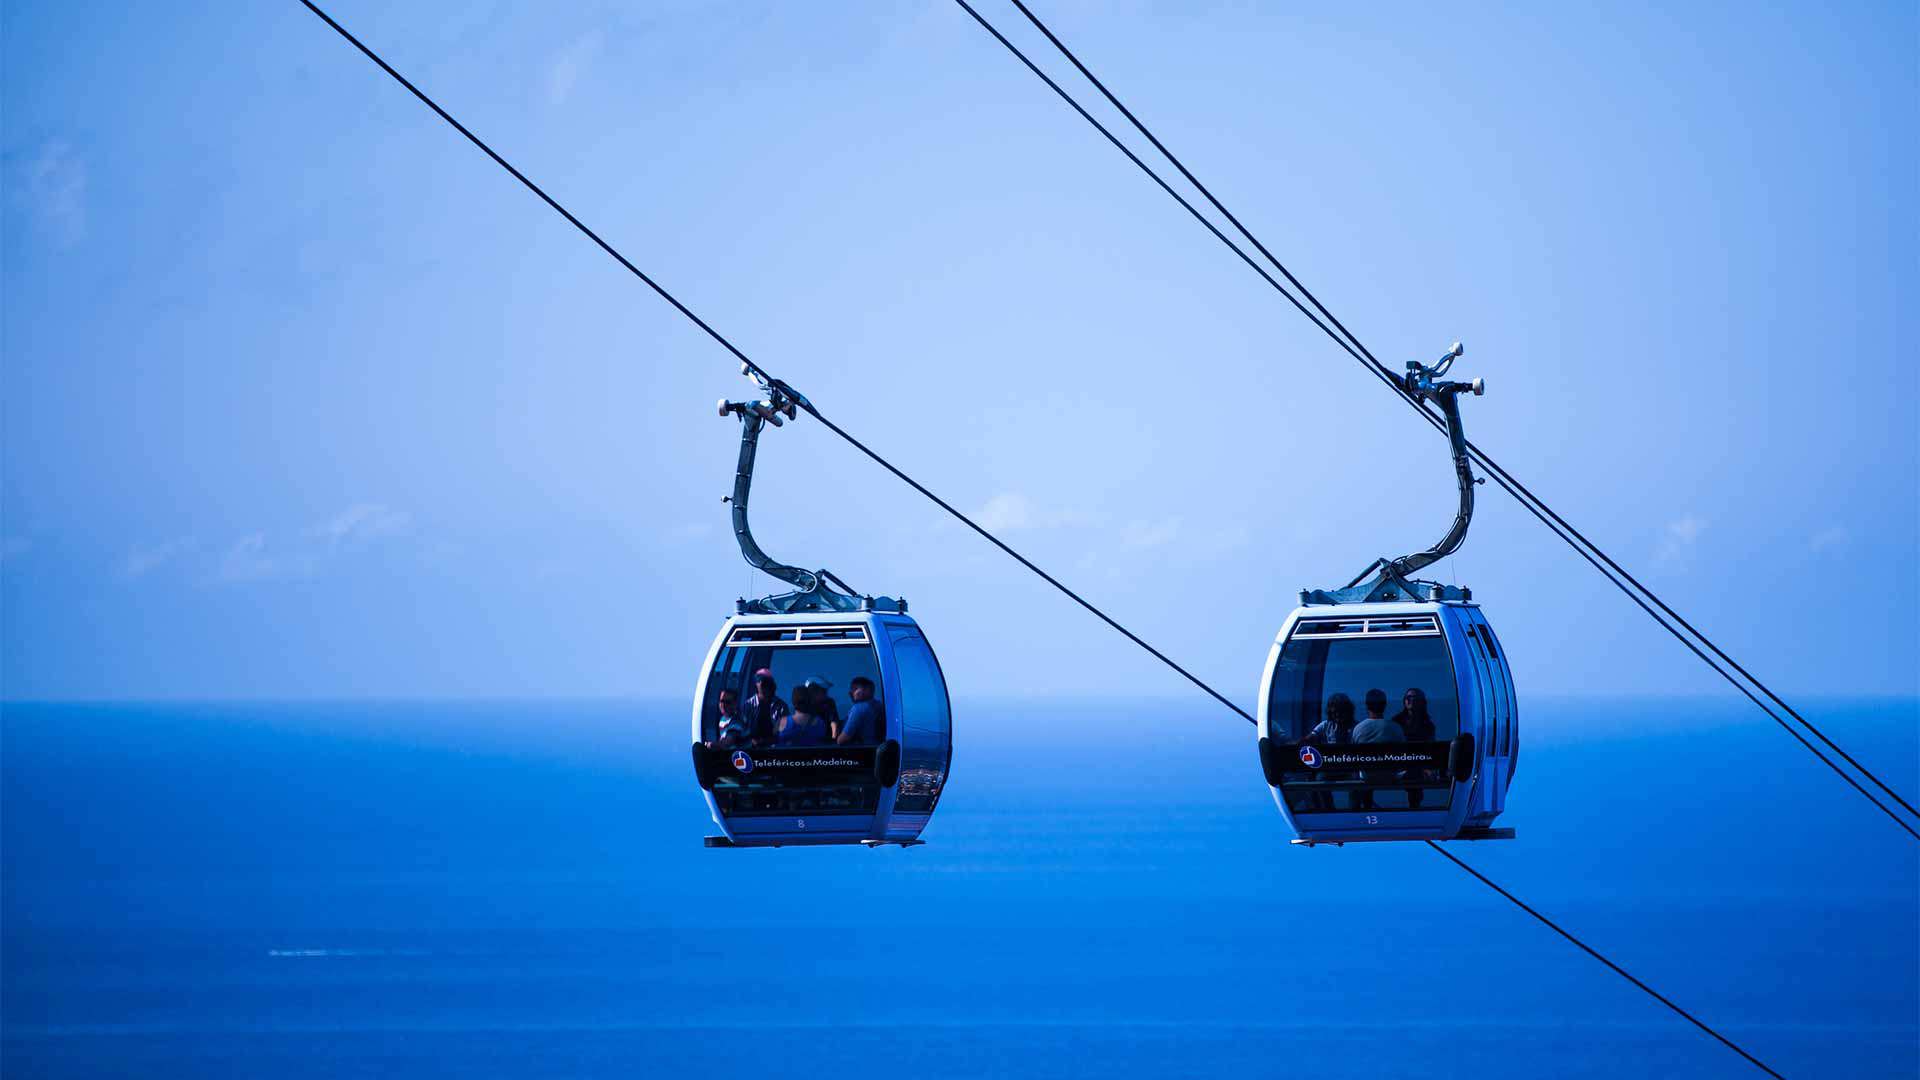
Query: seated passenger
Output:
[[713, 687, 750, 747], [810, 678, 842, 740], [1393, 687, 1437, 808], [1352, 689, 1405, 742], [1351, 689, 1404, 811], [836, 676, 884, 745], [1306, 692, 1358, 743], [1304, 693, 1357, 812], [1392, 688, 1436, 740], [777, 681, 832, 747], [744, 670, 789, 748]]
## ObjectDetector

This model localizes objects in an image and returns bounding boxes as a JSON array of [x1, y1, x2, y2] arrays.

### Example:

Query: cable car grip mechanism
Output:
[[1302, 342, 1487, 606], [715, 366, 902, 616]]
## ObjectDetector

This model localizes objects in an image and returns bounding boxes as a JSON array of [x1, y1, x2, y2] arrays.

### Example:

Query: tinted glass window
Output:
[[888, 630, 951, 814], [1466, 627, 1495, 755], [702, 642, 881, 746], [1267, 632, 1459, 814], [700, 639, 884, 817], [1475, 624, 1512, 759], [1483, 621, 1517, 758]]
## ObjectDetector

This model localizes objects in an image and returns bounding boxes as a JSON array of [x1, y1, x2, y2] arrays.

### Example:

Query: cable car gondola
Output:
[[690, 370, 952, 848], [1256, 344, 1517, 845]]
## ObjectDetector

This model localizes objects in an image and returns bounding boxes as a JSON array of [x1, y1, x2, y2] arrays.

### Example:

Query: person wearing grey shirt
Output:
[[1351, 689, 1404, 810], [1353, 689, 1405, 743]]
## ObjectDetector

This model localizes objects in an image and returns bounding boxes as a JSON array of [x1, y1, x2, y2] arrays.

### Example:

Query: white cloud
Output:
[[17, 140, 86, 247], [188, 504, 412, 586], [121, 538, 195, 580], [1809, 526, 1847, 552], [548, 31, 604, 105], [1653, 514, 1706, 567], [974, 492, 1093, 531], [317, 503, 410, 548], [216, 532, 287, 584], [976, 492, 1034, 530], [1070, 517, 1186, 579], [1206, 524, 1253, 556], [1119, 517, 1181, 550]]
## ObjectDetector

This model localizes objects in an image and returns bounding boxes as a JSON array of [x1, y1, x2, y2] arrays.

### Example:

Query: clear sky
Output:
[[3, 1, 1914, 705]]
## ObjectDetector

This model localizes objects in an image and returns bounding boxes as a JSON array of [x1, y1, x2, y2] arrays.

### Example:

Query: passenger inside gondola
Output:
[[1304, 693, 1358, 810], [1269, 625, 1462, 813], [1394, 688, 1435, 739], [777, 680, 834, 746], [836, 676, 883, 745], [1395, 687, 1436, 807], [1351, 689, 1404, 809], [1353, 689, 1402, 741], [712, 688, 748, 747], [700, 630, 896, 816], [744, 670, 788, 747], [809, 679, 842, 740], [1307, 692, 1358, 744]]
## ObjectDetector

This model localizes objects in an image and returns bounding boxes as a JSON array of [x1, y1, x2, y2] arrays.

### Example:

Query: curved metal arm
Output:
[[714, 370, 886, 615], [1389, 381, 1477, 579], [1304, 343, 1486, 606], [726, 409, 819, 594], [1389, 343, 1485, 578]]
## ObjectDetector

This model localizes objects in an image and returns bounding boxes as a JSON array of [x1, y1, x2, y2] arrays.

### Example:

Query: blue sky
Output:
[[3, 1, 1914, 704]]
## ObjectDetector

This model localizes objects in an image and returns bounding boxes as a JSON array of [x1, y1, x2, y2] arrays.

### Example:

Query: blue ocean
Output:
[[4, 698, 1914, 1078]]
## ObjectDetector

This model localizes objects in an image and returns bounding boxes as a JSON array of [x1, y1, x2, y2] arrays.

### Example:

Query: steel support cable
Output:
[[964, 0, 1920, 832], [1001, 0, 1920, 827], [955, 0, 1497, 523], [990, 0, 1908, 826], [293, 1, 779, 389], [956, 0, 1916, 842], [998, 0, 1401, 388], [293, 0, 1252, 727], [296, 7, 1790, 1076], [1464, 438, 1920, 824], [946, 1, 1411, 411], [799, 408, 1255, 723], [1423, 842, 1787, 1080]]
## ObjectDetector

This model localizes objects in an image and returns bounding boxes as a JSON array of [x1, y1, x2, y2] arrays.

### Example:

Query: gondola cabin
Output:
[[694, 374, 955, 848], [690, 607, 952, 847], [1256, 599, 1516, 844], [1257, 342, 1517, 844]]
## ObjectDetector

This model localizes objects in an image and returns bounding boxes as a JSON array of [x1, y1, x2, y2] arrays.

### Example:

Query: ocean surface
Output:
[[4, 697, 1915, 1078]]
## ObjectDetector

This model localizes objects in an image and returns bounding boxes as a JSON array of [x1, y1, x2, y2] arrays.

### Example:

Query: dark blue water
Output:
[[5, 698, 1915, 1078]]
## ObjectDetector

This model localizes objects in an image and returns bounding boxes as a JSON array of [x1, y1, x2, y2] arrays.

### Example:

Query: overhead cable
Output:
[[295, 5, 1792, 1074], [957, 0, 1918, 839], [1424, 842, 1786, 1079], [293, 0, 1251, 726]]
